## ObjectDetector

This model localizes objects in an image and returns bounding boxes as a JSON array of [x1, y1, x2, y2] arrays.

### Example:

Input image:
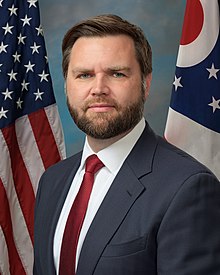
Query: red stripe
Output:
[[29, 108, 61, 169], [0, 179, 26, 275], [2, 125, 35, 244]]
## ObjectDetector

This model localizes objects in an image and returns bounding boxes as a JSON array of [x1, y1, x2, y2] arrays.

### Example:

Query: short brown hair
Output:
[[62, 14, 152, 79]]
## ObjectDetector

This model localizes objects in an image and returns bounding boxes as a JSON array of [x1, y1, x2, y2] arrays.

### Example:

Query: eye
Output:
[[112, 72, 125, 78], [78, 73, 92, 79]]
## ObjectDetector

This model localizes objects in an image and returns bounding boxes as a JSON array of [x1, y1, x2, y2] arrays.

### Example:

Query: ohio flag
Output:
[[165, 0, 220, 180], [0, 0, 65, 274]]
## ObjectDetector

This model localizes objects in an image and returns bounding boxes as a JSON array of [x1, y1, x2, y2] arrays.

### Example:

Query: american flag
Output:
[[0, 0, 66, 274], [164, 0, 220, 180]]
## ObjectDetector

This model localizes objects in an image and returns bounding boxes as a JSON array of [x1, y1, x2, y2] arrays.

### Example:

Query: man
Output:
[[34, 14, 220, 274]]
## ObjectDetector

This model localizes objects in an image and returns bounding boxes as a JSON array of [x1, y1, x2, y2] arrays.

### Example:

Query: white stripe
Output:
[[165, 108, 220, 179], [45, 104, 66, 160], [0, 226, 10, 275], [15, 115, 45, 195], [0, 130, 34, 275]]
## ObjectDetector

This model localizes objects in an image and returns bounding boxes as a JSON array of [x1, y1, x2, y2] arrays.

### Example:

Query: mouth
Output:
[[87, 103, 115, 113]]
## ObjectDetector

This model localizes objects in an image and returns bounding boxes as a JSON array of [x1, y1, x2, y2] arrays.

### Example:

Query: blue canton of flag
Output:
[[0, 0, 55, 128]]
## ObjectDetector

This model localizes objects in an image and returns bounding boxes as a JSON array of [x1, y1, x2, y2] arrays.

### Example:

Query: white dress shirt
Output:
[[53, 118, 145, 273]]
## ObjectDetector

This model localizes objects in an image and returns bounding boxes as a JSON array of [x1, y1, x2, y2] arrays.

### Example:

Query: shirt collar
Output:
[[80, 118, 145, 175]]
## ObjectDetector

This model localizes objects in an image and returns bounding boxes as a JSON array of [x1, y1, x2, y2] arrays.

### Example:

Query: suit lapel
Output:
[[77, 123, 158, 275], [77, 162, 145, 275]]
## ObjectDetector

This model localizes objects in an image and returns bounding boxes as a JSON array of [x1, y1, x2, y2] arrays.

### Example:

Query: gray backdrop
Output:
[[39, 0, 186, 156]]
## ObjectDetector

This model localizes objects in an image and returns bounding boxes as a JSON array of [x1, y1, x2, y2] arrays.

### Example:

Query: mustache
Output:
[[82, 97, 119, 111]]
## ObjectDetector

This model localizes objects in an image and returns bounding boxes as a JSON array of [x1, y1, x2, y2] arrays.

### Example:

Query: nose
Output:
[[91, 75, 110, 96]]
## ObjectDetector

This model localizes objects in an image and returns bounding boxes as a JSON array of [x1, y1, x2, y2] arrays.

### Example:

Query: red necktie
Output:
[[59, 154, 104, 275]]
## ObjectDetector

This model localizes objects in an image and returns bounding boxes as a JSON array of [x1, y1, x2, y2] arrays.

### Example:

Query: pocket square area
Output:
[[102, 235, 148, 257]]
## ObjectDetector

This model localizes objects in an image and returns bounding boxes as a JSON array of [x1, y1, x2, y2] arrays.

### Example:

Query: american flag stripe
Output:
[[45, 104, 66, 160], [0, 226, 10, 274], [0, 180, 27, 275], [2, 125, 35, 244], [0, 108, 64, 274], [29, 107, 61, 169], [15, 115, 45, 195]]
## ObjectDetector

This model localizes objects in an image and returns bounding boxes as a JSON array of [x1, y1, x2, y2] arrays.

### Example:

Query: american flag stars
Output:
[[21, 79, 30, 91], [17, 33, 27, 44], [34, 88, 44, 101], [28, 0, 38, 8], [2, 88, 13, 100], [20, 14, 32, 26], [7, 69, 17, 81], [0, 41, 8, 53], [2, 22, 14, 35], [16, 97, 23, 109], [24, 61, 35, 72], [36, 25, 43, 36], [8, 4, 18, 16], [0, 0, 54, 126], [30, 42, 41, 54], [38, 70, 49, 82], [13, 51, 21, 62], [0, 106, 8, 119]]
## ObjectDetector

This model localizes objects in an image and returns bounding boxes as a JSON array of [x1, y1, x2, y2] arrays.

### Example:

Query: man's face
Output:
[[66, 34, 151, 139]]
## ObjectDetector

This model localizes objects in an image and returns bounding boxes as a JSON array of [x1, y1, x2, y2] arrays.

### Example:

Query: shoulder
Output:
[[43, 151, 82, 176], [136, 122, 218, 184], [37, 151, 82, 193], [35, 151, 82, 205], [156, 135, 214, 176], [149, 136, 220, 206]]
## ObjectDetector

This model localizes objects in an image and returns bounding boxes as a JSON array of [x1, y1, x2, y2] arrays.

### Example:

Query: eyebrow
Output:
[[106, 66, 131, 73], [71, 66, 132, 74], [71, 68, 91, 74]]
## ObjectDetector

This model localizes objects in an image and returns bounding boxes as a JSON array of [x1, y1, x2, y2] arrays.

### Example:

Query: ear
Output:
[[64, 81, 67, 95], [144, 73, 152, 100]]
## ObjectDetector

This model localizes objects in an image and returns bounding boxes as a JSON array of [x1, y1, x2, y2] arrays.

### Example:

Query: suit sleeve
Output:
[[33, 172, 45, 275], [33, 171, 56, 275], [157, 172, 220, 274]]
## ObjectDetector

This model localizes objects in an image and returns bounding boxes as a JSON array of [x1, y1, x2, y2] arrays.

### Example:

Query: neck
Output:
[[87, 130, 132, 153]]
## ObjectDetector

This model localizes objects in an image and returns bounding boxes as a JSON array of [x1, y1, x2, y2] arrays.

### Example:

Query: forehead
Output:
[[71, 35, 136, 57], [68, 35, 139, 70]]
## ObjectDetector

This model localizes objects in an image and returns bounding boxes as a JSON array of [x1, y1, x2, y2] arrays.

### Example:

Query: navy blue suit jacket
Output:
[[34, 122, 220, 274]]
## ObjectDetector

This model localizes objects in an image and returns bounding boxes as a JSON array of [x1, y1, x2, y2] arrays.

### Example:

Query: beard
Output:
[[67, 91, 145, 140]]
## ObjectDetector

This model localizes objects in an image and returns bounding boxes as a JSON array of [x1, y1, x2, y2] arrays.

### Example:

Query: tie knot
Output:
[[85, 154, 104, 174]]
